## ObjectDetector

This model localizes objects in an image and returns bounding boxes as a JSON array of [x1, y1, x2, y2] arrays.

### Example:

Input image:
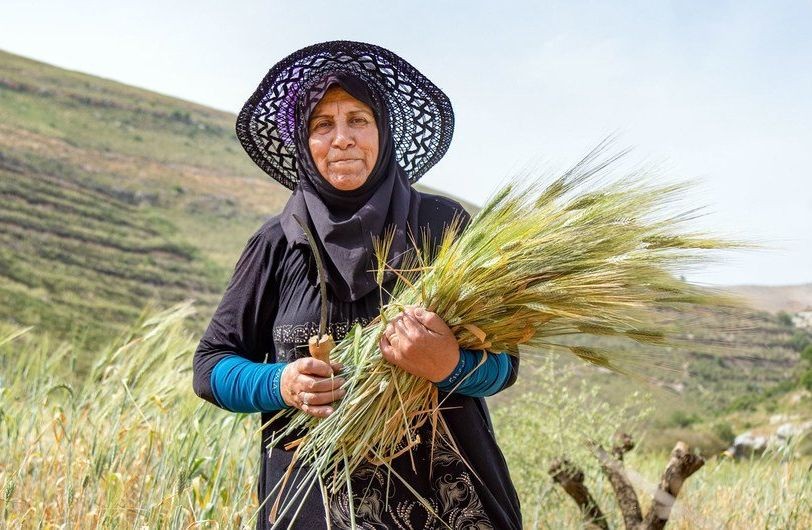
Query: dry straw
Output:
[[264, 145, 740, 525]]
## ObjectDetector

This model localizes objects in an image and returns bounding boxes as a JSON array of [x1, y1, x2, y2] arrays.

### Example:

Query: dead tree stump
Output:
[[547, 435, 705, 530]]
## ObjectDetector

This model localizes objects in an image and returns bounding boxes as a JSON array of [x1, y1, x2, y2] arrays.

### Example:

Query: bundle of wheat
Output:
[[264, 146, 738, 524]]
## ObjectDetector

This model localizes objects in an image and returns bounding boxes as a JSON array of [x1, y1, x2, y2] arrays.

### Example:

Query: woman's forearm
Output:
[[210, 355, 289, 413], [435, 350, 515, 397], [211, 348, 515, 411]]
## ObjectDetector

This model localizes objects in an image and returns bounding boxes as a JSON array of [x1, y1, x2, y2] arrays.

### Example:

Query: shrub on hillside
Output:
[[800, 369, 812, 391], [776, 311, 794, 327], [669, 410, 701, 428], [802, 344, 812, 364], [711, 421, 736, 444], [789, 331, 811, 352]]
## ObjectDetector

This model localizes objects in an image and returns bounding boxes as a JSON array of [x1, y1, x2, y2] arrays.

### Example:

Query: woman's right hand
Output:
[[280, 358, 346, 418]]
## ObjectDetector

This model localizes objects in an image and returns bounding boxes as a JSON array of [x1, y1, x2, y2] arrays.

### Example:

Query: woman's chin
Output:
[[325, 173, 368, 191]]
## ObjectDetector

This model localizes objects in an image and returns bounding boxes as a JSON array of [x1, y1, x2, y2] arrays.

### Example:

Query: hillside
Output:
[[0, 49, 470, 346], [0, 49, 289, 344], [498, 305, 804, 420], [0, 49, 807, 420]]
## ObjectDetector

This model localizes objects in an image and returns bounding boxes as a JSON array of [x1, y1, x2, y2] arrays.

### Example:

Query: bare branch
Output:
[[612, 432, 635, 462], [591, 442, 643, 530], [548, 458, 610, 530]]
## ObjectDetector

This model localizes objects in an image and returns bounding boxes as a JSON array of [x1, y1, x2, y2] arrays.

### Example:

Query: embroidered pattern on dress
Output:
[[327, 433, 491, 529], [329, 464, 436, 530], [272, 318, 370, 345], [272, 318, 370, 360]]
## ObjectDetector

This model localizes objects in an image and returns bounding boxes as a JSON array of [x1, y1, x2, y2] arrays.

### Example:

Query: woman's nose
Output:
[[332, 122, 354, 149]]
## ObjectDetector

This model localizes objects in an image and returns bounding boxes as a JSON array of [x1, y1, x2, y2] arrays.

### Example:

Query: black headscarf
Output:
[[279, 72, 422, 302]]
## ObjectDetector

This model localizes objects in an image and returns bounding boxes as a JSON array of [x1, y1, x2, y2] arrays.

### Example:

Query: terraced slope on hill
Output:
[[0, 49, 290, 344], [499, 305, 803, 416]]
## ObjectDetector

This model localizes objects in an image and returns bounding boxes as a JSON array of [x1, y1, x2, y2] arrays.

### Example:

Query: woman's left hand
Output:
[[379, 306, 459, 382]]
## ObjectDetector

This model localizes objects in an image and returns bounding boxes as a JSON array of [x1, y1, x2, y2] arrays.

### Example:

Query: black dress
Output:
[[193, 192, 522, 529]]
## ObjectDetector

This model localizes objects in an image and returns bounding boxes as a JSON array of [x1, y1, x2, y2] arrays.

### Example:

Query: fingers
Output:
[[385, 312, 422, 341], [383, 321, 399, 341], [389, 307, 443, 337], [380, 310, 427, 366], [298, 386, 346, 407], [302, 374, 345, 393], [284, 358, 347, 418], [301, 403, 336, 418], [396, 312, 421, 337], [382, 321, 404, 355], [380, 334, 397, 362], [407, 307, 447, 335], [296, 382, 345, 418], [296, 357, 335, 378]]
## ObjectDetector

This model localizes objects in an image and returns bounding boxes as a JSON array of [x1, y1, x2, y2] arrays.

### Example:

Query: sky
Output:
[[2, 1, 811, 286]]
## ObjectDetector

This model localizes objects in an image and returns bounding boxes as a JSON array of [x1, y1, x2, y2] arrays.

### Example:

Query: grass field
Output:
[[1, 306, 809, 529]]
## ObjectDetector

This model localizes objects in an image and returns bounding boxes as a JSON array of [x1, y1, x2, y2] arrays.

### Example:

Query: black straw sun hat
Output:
[[235, 40, 454, 190]]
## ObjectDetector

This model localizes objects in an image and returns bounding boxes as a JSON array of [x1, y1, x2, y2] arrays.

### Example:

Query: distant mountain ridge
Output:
[[724, 283, 812, 313]]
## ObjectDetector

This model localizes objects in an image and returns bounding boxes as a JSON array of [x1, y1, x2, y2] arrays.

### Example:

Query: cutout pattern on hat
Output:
[[236, 40, 454, 190]]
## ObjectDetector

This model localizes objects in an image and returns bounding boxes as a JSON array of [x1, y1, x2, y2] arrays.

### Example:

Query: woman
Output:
[[193, 41, 522, 529]]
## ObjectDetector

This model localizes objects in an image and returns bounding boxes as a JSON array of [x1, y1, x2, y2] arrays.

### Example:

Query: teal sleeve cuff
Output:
[[436, 349, 513, 397], [210, 355, 289, 413]]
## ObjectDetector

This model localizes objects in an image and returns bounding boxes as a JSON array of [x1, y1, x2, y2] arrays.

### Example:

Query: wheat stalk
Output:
[[264, 145, 741, 525]]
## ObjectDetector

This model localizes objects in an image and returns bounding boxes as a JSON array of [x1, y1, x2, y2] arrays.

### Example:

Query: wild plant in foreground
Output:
[[0, 305, 258, 528]]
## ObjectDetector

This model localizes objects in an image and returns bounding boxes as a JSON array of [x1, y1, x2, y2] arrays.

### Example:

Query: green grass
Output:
[[0, 150, 224, 347]]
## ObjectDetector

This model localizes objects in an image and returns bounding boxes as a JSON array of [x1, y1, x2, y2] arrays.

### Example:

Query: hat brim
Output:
[[236, 40, 454, 190]]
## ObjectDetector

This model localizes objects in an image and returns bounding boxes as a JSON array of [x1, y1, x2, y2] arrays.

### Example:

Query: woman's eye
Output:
[[312, 120, 331, 131], [351, 117, 368, 125]]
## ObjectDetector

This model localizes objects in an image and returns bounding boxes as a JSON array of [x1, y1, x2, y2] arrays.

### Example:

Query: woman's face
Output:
[[308, 86, 379, 191]]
